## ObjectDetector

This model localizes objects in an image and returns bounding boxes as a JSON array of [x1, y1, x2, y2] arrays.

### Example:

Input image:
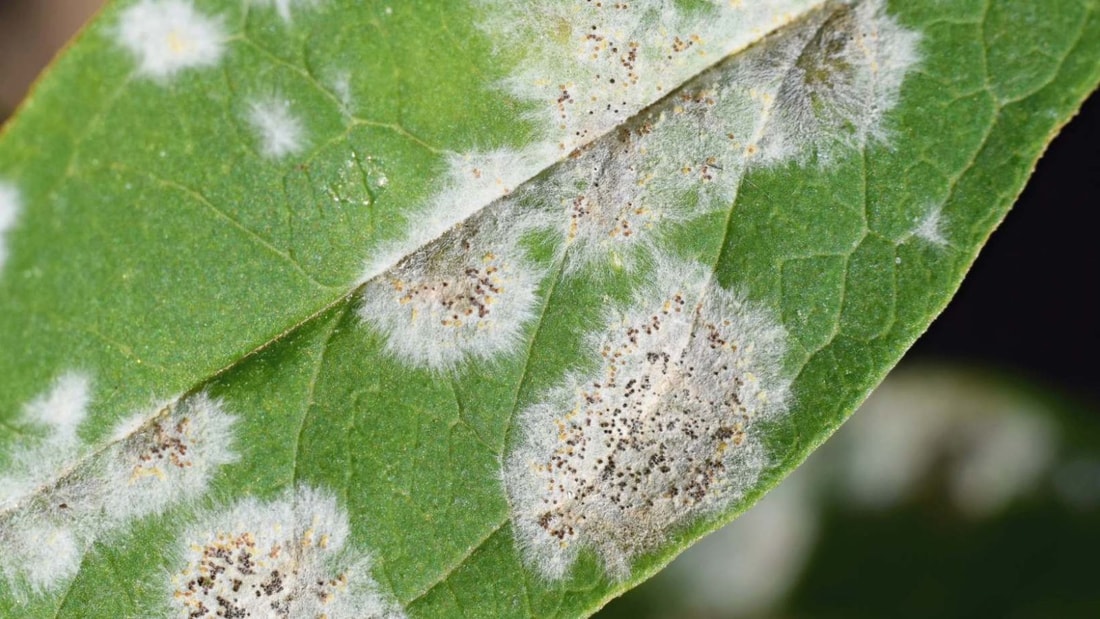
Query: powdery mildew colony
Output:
[[247, 97, 309, 159], [359, 205, 543, 372], [360, 0, 921, 374], [0, 182, 18, 276], [0, 373, 92, 593], [732, 0, 921, 165], [168, 485, 403, 619], [250, 0, 323, 23], [0, 381, 236, 597], [478, 0, 822, 154], [360, 0, 825, 285], [504, 259, 789, 579], [488, 0, 921, 578], [115, 0, 227, 81], [360, 148, 555, 283], [909, 204, 948, 246], [12, 0, 927, 601]]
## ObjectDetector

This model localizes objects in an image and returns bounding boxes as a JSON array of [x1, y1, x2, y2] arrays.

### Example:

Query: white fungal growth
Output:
[[504, 258, 790, 579], [5, 523, 83, 594], [371, 1, 921, 281], [22, 373, 93, 444], [354, 2, 921, 356], [499, 0, 920, 273], [0, 372, 93, 510], [330, 70, 354, 114], [357, 1, 829, 285], [116, 0, 227, 81], [739, 0, 922, 165], [536, 71, 773, 273], [169, 485, 404, 619], [0, 386, 237, 597], [360, 145, 553, 284], [104, 393, 238, 521], [910, 203, 947, 246], [0, 373, 93, 595], [478, 0, 821, 154], [249, 0, 322, 22], [0, 181, 19, 275], [359, 207, 543, 372], [248, 97, 308, 159]]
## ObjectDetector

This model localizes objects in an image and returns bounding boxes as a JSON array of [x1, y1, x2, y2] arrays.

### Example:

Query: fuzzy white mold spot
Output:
[[248, 97, 308, 159], [541, 75, 770, 272], [910, 203, 947, 246], [0, 372, 93, 509], [359, 209, 542, 372], [330, 70, 354, 114], [116, 0, 227, 81], [0, 522, 83, 596], [0, 373, 92, 595], [169, 485, 403, 618], [388, 2, 920, 279], [0, 386, 237, 597], [504, 258, 789, 579], [477, 0, 821, 154], [21, 372, 92, 446], [741, 0, 922, 165], [359, 146, 553, 284], [104, 393, 238, 521], [356, 1, 825, 287], [250, 0, 322, 22], [0, 181, 20, 275]]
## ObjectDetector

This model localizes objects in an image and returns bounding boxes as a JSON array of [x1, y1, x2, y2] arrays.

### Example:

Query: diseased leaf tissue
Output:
[[0, 0, 1095, 617]]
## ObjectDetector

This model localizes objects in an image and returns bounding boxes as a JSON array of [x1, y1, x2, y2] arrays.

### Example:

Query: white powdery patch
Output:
[[386, 2, 921, 278], [249, 0, 322, 22], [477, 0, 821, 154], [535, 69, 777, 273], [248, 97, 308, 159], [3, 523, 83, 594], [0, 372, 93, 511], [360, 145, 553, 284], [103, 393, 238, 521], [738, 0, 922, 165], [0, 387, 237, 597], [504, 258, 790, 579], [116, 0, 227, 81], [0, 373, 92, 596], [330, 70, 354, 115], [909, 203, 947, 246], [0, 181, 20, 275], [168, 485, 404, 619], [359, 206, 543, 372], [357, 1, 827, 287]]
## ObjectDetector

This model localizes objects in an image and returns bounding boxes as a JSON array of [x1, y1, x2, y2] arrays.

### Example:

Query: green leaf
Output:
[[0, 0, 1096, 617]]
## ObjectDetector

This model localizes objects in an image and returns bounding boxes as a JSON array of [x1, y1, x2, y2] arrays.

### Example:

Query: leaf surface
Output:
[[0, 0, 1097, 617]]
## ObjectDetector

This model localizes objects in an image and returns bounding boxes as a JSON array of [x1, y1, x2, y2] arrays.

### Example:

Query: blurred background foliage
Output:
[[2, 1, 1097, 617]]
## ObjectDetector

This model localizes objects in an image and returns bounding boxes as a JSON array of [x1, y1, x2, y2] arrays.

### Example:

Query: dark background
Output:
[[909, 91, 1099, 405]]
